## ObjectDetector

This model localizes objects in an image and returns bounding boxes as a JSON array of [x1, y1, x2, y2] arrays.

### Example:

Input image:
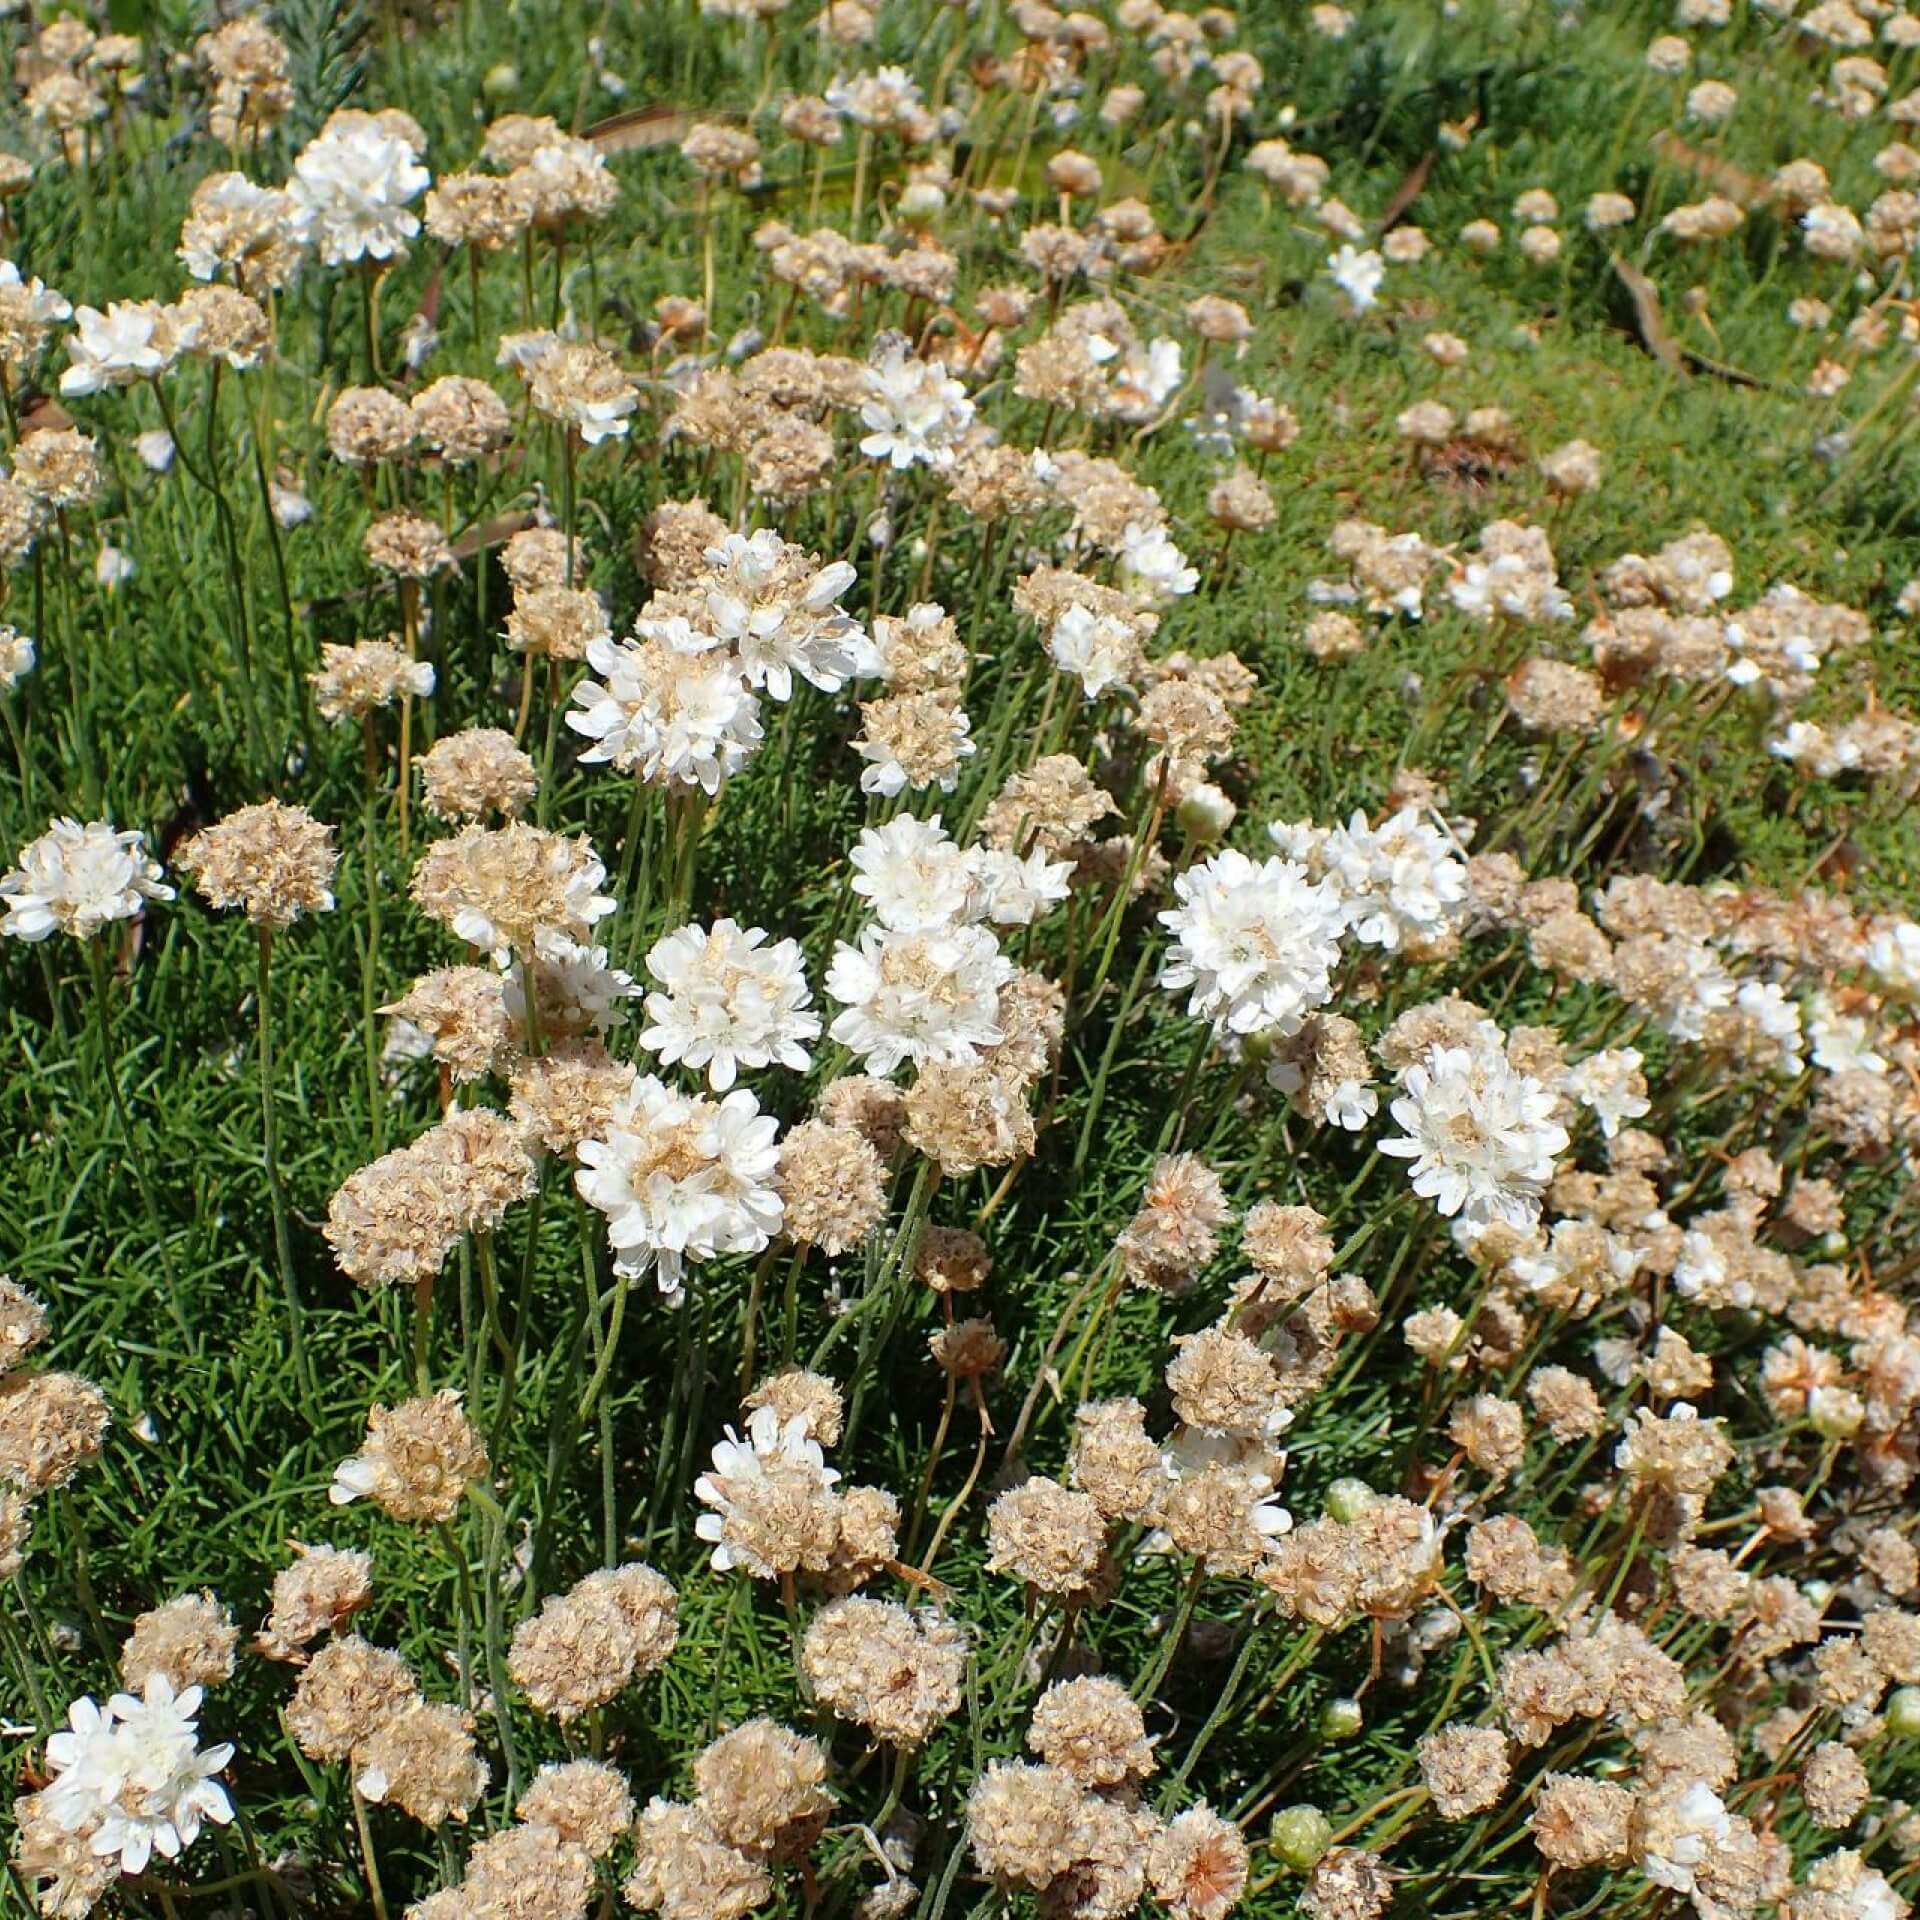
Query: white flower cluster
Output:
[[575, 1074, 783, 1301], [1157, 847, 1347, 1038], [569, 528, 868, 795], [826, 815, 1057, 1075], [859, 341, 974, 470], [1273, 807, 1471, 954], [289, 113, 429, 266], [43, 1677, 235, 1876], [1, 817, 173, 942], [1381, 1025, 1570, 1228], [640, 917, 821, 1091]]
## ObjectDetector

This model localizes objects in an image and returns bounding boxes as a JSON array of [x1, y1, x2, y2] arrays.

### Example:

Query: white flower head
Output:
[[1327, 243, 1386, 312], [507, 931, 639, 1038], [1047, 604, 1141, 696], [568, 631, 764, 794], [858, 340, 973, 470], [1565, 1047, 1651, 1138], [575, 1075, 783, 1301], [640, 917, 820, 1090], [1734, 979, 1804, 1076], [1117, 521, 1198, 602], [0, 624, 34, 690], [1295, 807, 1469, 953], [1808, 994, 1886, 1075], [701, 529, 866, 700], [1865, 920, 1920, 1001], [1380, 1033, 1569, 1227], [289, 120, 429, 266], [0, 257, 71, 329], [1157, 848, 1347, 1037], [44, 1675, 234, 1877], [826, 922, 1012, 1075], [2, 817, 173, 942], [965, 845, 1072, 927], [849, 814, 974, 932]]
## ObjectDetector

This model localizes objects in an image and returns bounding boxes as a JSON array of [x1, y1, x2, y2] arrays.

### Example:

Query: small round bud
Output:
[[484, 63, 520, 99], [1808, 1386, 1865, 1439], [1885, 1687, 1920, 1738], [1270, 1805, 1333, 1871], [1319, 1698, 1364, 1740], [1325, 1479, 1376, 1523], [1176, 781, 1237, 845]]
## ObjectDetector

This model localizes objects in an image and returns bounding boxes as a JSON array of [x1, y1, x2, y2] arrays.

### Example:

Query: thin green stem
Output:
[[255, 929, 313, 1409]]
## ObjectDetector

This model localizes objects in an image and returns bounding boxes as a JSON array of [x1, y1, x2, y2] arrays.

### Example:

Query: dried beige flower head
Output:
[[517, 1759, 636, 1858], [985, 1475, 1108, 1595], [1418, 1724, 1511, 1818], [411, 374, 512, 463], [410, 822, 615, 959], [364, 509, 454, 580], [903, 1062, 1036, 1176], [507, 584, 610, 662], [510, 1042, 637, 1154], [966, 1760, 1090, 1892], [384, 967, 517, 1084], [929, 1316, 1005, 1379], [285, 1634, 419, 1763], [328, 385, 414, 465], [1530, 1774, 1633, 1869], [742, 1369, 845, 1447], [461, 1820, 594, 1919], [330, 1391, 488, 1524], [503, 527, 589, 595], [119, 1590, 238, 1693], [1802, 1741, 1872, 1827], [0, 1370, 110, 1493], [802, 1597, 967, 1747], [13, 427, 100, 510], [693, 1719, 832, 1856], [355, 1699, 489, 1827], [1301, 1846, 1392, 1920], [178, 801, 338, 929], [310, 638, 434, 722], [0, 1276, 49, 1372], [1028, 1674, 1155, 1786], [980, 754, 1119, 854], [1118, 1153, 1231, 1291], [913, 1224, 991, 1296], [508, 1563, 679, 1721], [818, 1074, 909, 1159], [256, 1541, 374, 1661], [775, 1120, 887, 1256], [625, 1798, 771, 1920], [1148, 1805, 1249, 1920], [419, 727, 539, 822], [13, 1789, 117, 1920]]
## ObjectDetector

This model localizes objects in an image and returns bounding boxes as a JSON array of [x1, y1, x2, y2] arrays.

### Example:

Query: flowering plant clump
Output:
[[5, 3, 1920, 1919]]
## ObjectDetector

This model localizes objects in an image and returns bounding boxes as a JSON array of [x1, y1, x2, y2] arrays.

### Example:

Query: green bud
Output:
[[482, 63, 521, 100], [1269, 1804, 1333, 1871], [1887, 1687, 1920, 1739], [1325, 1477, 1377, 1523], [1319, 1697, 1364, 1740], [1808, 1387, 1865, 1439]]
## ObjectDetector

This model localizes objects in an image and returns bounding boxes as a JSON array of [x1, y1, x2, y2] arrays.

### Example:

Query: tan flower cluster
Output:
[[329, 1391, 489, 1524], [508, 1562, 680, 1720], [178, 801, 338, 929]]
